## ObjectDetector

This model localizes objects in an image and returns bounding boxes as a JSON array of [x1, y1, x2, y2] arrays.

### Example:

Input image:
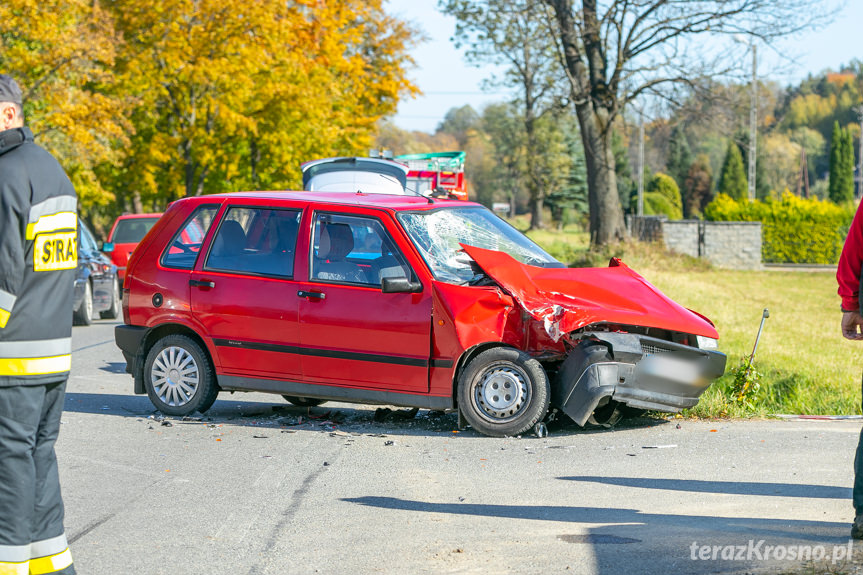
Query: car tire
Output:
[[144, 334, 219, 416], [100, 279, 121, 320], [282, 395, 327, 407], [73, 281, 94, 326], [458, 347, 550, 437]]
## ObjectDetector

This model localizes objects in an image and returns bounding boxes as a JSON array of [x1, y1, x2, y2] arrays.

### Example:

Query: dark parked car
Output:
[[73, 218, 120, 325], [114, 192, 726, 436]]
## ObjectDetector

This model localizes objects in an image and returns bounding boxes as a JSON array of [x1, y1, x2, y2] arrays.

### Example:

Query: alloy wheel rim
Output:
[[151, 346, 199, 407]]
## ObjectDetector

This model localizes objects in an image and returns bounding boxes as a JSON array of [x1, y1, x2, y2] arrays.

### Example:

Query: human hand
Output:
[[842, 311, 863, 340]]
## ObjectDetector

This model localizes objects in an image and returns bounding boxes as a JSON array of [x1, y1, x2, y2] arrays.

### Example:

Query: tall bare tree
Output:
[[441, 0, 566, 229], [543, 0, 833, 245]]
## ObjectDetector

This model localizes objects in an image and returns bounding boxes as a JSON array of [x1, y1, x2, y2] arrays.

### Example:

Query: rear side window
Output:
[[161, 206, 218, 269], [205, 207, 301, 278]]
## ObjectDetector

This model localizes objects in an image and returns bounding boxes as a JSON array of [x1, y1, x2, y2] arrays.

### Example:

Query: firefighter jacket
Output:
[[0, 126, 77, 386]]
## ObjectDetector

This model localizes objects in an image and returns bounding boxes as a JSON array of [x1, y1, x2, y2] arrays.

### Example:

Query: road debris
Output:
[[642, 444, 677, 449]]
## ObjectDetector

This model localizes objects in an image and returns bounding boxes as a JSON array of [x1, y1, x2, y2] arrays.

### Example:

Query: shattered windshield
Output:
[[398, 206, 562, 284]]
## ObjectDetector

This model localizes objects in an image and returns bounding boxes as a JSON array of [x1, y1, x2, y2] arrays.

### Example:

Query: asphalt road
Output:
[[59, 319, 863, 575]]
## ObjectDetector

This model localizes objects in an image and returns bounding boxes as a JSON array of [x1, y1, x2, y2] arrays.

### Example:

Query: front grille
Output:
[[641, 343, 672, 356]]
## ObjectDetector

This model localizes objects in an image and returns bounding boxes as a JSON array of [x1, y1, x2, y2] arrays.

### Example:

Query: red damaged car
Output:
[[114, 192, 726, 437]]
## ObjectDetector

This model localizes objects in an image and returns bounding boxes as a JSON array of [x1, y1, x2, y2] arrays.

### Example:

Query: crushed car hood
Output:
[[461, 245, 719, 341]]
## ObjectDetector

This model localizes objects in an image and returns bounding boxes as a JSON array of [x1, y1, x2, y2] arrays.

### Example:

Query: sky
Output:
[[387, 0, 863, 134]]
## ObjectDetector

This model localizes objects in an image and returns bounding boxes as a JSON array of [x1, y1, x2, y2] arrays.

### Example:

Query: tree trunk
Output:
[[547, 0, 626, 246], [575, 102, 626, 245]]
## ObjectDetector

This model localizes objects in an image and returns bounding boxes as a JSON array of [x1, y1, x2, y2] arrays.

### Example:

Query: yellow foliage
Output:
[[0, 0, 130, 211]]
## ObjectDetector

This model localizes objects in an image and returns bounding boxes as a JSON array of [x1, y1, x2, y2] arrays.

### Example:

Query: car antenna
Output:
[[379, 173, 434, 203]]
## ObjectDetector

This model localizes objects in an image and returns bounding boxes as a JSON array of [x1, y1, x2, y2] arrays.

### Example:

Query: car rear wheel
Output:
[[144, 334, 218, 416], [458, 347, 550, 437], [282, 395, 327, 407], [100, 279, 121, 319], [73, 281, 93, 326]]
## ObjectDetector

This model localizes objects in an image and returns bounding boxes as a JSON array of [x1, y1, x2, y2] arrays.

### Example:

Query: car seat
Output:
[[209, 220, 246, 268], [315, 223, 365, 283]]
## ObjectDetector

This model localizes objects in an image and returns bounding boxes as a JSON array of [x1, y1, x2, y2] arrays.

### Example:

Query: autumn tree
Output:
[[718, 141, 748, 200], [480, 102, 527, 210], [440, 0, 567, 229], [683, 154, 714, 217], [542, 0, 831, 245], [108, 0, 418, 204], [0, 0, 128, 215]]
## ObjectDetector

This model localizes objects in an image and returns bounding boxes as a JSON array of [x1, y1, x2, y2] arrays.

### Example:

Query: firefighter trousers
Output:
[[0, 381, 74, 575]]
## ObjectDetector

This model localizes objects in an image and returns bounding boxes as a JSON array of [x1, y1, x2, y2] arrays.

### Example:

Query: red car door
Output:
[[190, 204, 304, 379], [296, 210, 432, 393]]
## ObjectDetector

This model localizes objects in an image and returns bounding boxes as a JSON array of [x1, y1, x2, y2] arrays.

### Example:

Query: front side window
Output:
[[161, 205, 218, 269], [205, 207, 300, 278], [397, 206, 561, 284], [310, 213, 412, 286]]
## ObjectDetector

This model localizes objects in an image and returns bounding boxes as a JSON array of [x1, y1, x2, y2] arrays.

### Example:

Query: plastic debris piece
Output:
[[709, 429, 718, 432], [384, 440, 395, 446], [534, 422, 548, 438], [161, 421, 173, 427], [253, 435, 269, 439], [642, 444, 677, 449], [323, 461, 329, 466]]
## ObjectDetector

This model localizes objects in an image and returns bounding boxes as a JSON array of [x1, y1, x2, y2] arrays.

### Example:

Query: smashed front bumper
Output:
[[552, 331, 727, 426]]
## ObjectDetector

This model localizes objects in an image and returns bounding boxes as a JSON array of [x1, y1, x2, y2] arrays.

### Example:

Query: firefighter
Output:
[[0, 74, 77, 574]]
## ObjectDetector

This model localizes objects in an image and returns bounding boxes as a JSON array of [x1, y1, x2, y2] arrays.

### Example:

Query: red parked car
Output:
[[103, 213, 162, 281], [114, 192, 726, 437]]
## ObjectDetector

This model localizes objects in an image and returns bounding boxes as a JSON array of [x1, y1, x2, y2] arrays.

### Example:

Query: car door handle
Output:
[[298, 290, 325, 300], [189, 279, 216, 288]]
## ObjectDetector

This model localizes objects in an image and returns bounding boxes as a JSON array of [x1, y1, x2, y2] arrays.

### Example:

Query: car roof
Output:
[[115, 213, 163, 220], [175, 191, 477, 212]]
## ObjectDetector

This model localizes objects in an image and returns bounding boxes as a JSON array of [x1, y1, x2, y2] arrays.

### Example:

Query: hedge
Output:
[[703, 191, 856, 264]]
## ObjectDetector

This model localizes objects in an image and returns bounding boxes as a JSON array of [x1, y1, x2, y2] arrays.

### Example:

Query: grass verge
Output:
[[513, 219, 863, 417]]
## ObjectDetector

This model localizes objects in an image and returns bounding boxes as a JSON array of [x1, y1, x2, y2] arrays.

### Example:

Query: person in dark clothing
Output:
[[0, 74, 77, 574]]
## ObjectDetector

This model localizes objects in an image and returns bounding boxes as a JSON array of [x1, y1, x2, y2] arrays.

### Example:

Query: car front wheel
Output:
[[144, 334, 218, 416], [458, 347, 550, 437]]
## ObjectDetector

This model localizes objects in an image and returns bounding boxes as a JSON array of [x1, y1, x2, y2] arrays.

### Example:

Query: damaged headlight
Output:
[[695, 335, 718, 350]]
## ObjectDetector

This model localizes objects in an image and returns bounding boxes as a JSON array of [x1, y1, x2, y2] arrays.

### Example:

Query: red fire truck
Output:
[[395, 151, 468, 200]]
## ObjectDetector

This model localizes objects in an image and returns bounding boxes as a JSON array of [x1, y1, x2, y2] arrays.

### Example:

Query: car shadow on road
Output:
[[561, 476, 852, 500], [341, 495, 854, 574], [62, 392, 672, 438]]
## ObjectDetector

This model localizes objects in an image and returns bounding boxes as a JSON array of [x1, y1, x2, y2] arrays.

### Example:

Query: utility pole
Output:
[[637, 115, 644, 216], [747, 43, 757, 202]]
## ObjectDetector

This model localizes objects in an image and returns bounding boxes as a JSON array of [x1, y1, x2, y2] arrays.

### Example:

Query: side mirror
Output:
[[101, 242, 115, 253], [381, 277, 422, 294]]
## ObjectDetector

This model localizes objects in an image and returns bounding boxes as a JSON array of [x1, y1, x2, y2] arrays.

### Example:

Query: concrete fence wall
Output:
[[629, 216, 762, 270]]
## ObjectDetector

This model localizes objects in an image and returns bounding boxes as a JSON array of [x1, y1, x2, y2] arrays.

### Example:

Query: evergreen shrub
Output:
[[703, 191, 855, 264]]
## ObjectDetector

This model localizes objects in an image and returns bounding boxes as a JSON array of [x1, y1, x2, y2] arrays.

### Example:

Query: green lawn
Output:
[[514, 220, 863, 417]]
